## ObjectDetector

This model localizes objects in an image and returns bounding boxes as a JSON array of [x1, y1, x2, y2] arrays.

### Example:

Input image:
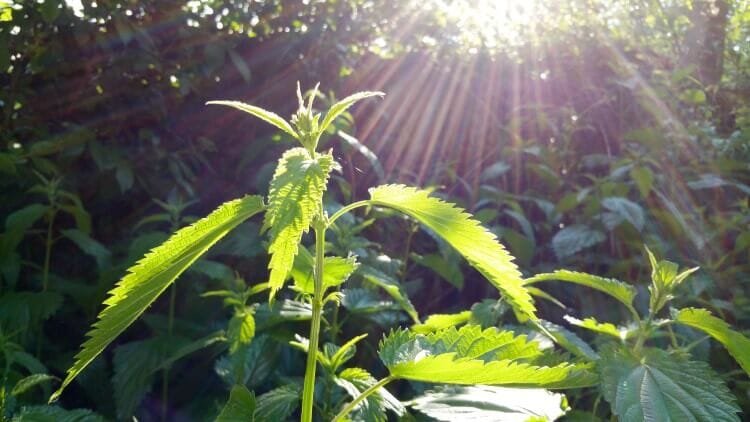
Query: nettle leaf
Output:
[[319, 91, 384, 135], [551, 225, 605, 260], [12, 374, 58, 396], [216, 385, 256, 422], [412, 311, 471, 334], [265, 148, 336, 298], [359, 265, 419, 324], [16, 405, 106, 422], [599, 346, 739, 422], [601, 197, 645, 231], [673, 308, 750, 375], [524, 270, 636, 308], [254, 384, 300, 421], [334, 367, 405, 422], [290, 247, 358, 295], [51, 195, 264, 401], [227, 309, 256, 354], [368, 185, 535, 321], [539, 320, 598, 360], [409, 385, 568, 422], [563, 315, 633, 340], [378, 325, 594, 387], [206, 100, 299, 140]]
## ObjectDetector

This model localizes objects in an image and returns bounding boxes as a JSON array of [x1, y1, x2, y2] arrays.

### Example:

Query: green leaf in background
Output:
[[601, 196, 645, 231], [409, 385, 568, 422], [551, 225, 605, 260], [359, 265, 420, 324], [524, 270, 636, 308], [227, 309, 255, 353], [673, 308, 750, 375], [215, 385, 255, 422], [61, 229, 111, 271], [206, 101, 299, 140], [254, 384, 300, 421], [334, 367, 405, 421], [599, 346, 739, 422], [1, 203, 48, 255], [539, 320, 598, 360], [11, 374, 58, 396], [16, 405, 106, 422], [51, 195, 264, 402], [378, 325, 595, 387], [630, 166, 654, 198], [368, 184, 535, 321], [264, 148, 336, 298]]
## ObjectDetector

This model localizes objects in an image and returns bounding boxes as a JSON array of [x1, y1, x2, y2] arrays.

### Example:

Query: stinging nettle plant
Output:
[[48, 84, 750, 421]]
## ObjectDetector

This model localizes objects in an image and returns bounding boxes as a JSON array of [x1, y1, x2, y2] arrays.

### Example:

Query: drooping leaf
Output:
[[378, 325, 594, 388], [319, 91, 384, 135], [334, 367, 405, 422], [524, 270, 636, 308], [409, 385, 568, 422], [551, 225, 605, 260], [563, 315, 632, 340], [0, 291, 63, 333], [206, 101, 298, 140], [255, 299, 312, 329], [215, 385, 255, 422], [673, 308, 750, 375], [599, 346, 739, 422], [51, 195, 264, 402], [265, 148, 336, 298], [338, 130, 385, 182], [254, 384, 300, 421], [368, 185, 535, 321], [12, 374, 58, 396], [359, 265, 420, 324], [1, 203, 48, 255]]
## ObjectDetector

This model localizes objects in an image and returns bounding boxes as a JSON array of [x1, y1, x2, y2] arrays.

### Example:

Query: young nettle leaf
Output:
[[412, 311, 472, 334], [563, 315, 634, 340], [264, 148, 337, 299], [290, 247, 358, 295], [524, 270, 637, 309], [367, 185, 536, 322], [599, 346, 740, 422], [317, 91, 385, 142], [227, 307, 256, 354], [254, 384, 301, 421], [645, 246, 698, 314], [216, 385, 256, 422], [206, 100, 299, 140], [51, 195, 265, 402], [673, 307, 750, 375], [378, 325, 595, 387]]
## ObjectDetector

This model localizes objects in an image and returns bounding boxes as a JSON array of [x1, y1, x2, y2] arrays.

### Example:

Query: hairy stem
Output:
[[301, 219, 326, 422], [327, 201, 369, 227], [331, 376, 395, 422]]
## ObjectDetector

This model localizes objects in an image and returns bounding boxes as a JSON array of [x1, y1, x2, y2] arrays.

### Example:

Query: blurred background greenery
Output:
[[1, 0, 749, 420]]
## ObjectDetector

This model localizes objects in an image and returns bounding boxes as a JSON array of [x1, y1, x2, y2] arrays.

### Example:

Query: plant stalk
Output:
[[41, 209, 57, 292], [301, 219, 326, 422], [331, 376, 395, 422]]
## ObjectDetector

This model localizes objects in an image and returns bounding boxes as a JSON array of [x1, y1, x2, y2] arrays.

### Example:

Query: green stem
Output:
[[301, 220, 327, 422], [41, 209, 57, 292], [327, 201, 369, 227], [331, 376, 395, 422]]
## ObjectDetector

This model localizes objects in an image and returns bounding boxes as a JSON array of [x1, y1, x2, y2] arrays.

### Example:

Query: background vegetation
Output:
[[1, 0, 749, 420]]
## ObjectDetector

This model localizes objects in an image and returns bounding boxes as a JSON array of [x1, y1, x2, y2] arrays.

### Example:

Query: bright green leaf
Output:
[[673, 307, 750, 376], [50, 195, 264, 402], [216, 385, 255, 422], [319, 91, 384, 136], [368, 185, 535, 321], [207, 101, 299, 140], [524, 270, 636, 308]]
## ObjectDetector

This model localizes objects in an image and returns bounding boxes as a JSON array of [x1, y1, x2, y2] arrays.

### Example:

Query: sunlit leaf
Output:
[[51, 195, 264, 402], [319, 91, 384, 135], [524, 270, 636, 308], [368, 185, 535, 321], [207, 100, 298, 140]]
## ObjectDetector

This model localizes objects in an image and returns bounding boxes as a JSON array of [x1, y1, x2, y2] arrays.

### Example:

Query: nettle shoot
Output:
[[50, 85, 750, 422]]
